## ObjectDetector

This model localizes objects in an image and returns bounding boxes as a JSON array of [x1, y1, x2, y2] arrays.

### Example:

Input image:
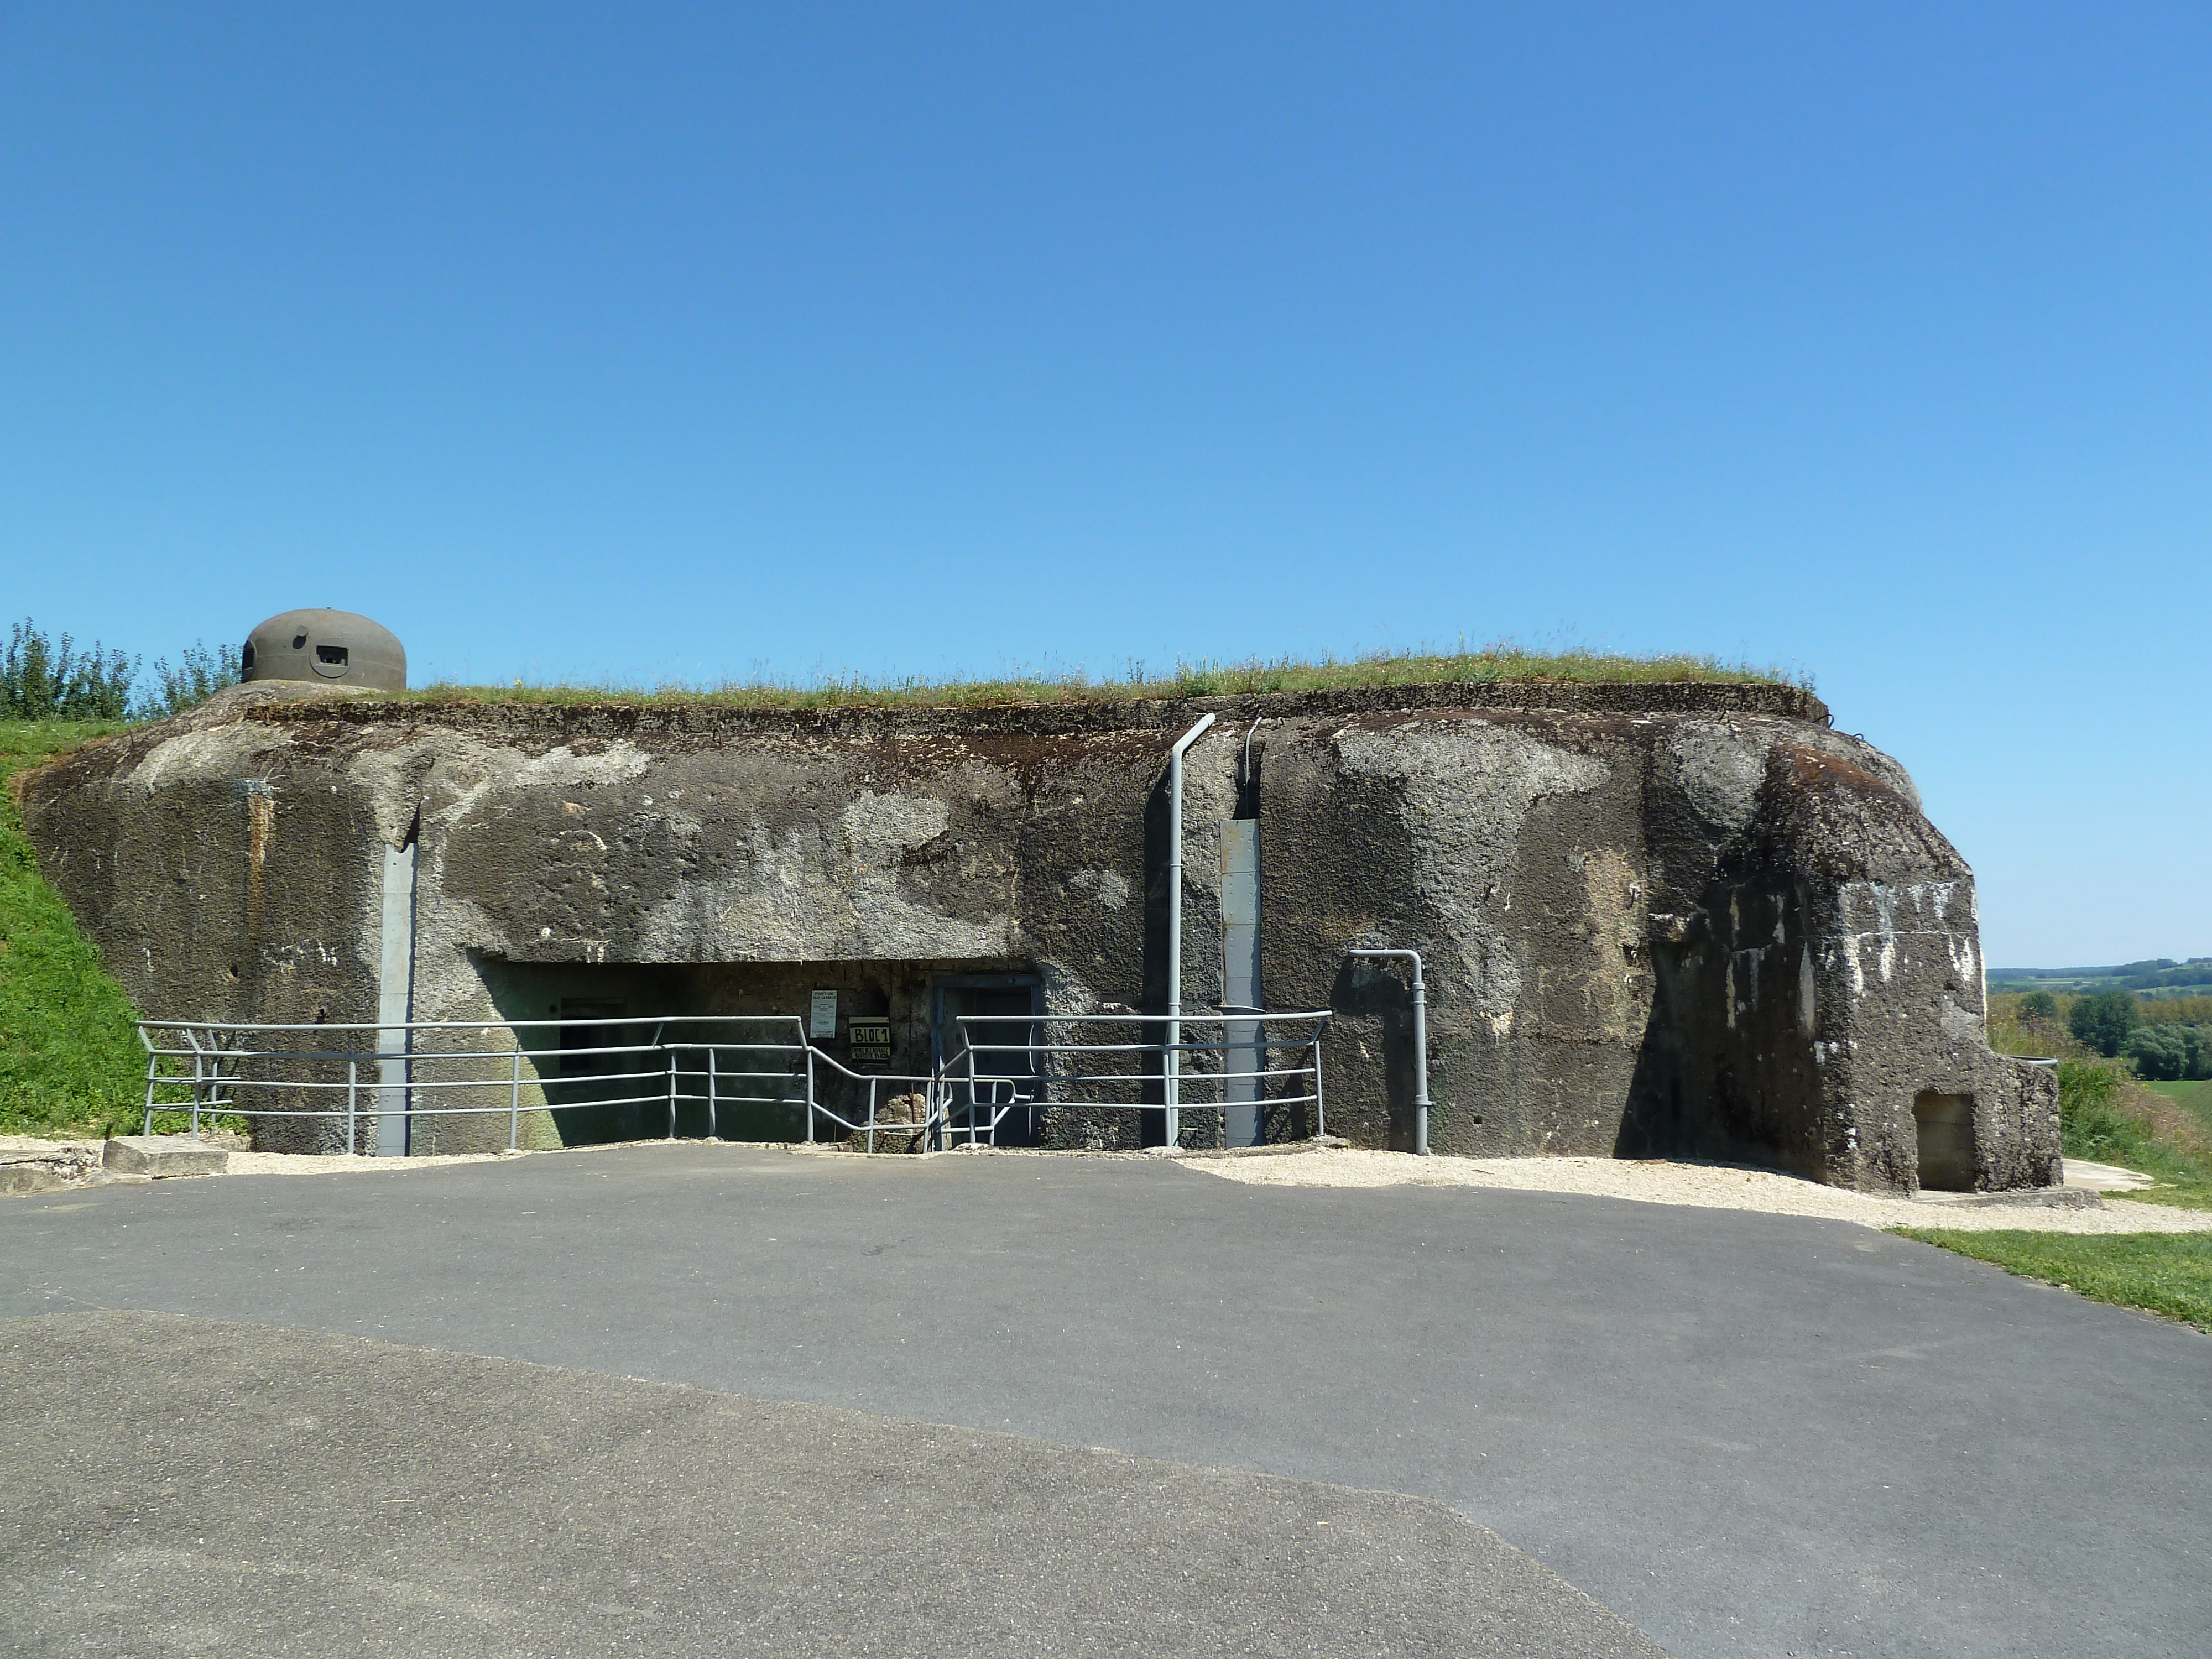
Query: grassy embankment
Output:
[[0, 719, 154, 1138], [1898, 992, 2212, 1333]]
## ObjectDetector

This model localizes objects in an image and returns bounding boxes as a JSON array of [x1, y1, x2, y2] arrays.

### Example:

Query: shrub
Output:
[[2, 619, 135, 719], [2018, 990, 2058, 1022], [2124, 1024, 2192, 1082], [2069, 990, 2141, 1057], [2059, 1058, 2139, 1162], [139, 640, 241, 719], [2186, 1027, 2212, 1082], [2, 620, 239, 723]]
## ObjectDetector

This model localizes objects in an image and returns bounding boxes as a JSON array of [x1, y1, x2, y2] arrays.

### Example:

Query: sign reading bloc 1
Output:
[[848, 1018, 892, 1062]]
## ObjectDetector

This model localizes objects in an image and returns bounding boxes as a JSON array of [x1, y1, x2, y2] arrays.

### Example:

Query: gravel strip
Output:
[[1177, 1148, 2212, 1233], [14, 1131, 2206, 1232]]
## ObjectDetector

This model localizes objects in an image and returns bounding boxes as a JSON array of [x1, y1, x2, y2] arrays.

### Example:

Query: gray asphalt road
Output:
[[3, 1310, 1658, 1658], [2, 1144, 2206, 1658]]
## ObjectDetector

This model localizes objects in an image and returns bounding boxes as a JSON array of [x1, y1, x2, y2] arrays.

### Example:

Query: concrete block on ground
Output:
[[0, 1165, 76, 1197], [102, 1136, 229, 1178], [0, 1141, 102, 1197]]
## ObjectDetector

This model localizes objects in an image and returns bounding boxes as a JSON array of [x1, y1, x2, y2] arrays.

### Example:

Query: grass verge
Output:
[[1898, 1061, 2212, 1331], [1891, 1229, 2212, 1333], [1, 719, 183, 1138], [2058, 1058, 2212, 1209], [391, 644, 1804, 711]]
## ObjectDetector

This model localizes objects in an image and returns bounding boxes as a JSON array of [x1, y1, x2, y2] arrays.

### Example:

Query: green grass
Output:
[[0, 720, 156, 1137], [2143, 1078, 2212, 1124], [377, 644, 1806, 712], [1891, 1230, 2212, 1333]]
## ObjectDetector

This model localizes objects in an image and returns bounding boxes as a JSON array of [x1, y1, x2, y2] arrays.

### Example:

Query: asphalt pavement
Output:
[[2, 1143, 2206, 1657]]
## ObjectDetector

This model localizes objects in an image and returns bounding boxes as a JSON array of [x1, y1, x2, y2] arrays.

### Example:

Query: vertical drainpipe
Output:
[[1164, 712, 1218, 1148], [375, 815, 419, 1157], [1345, 947, 1430, 1155]]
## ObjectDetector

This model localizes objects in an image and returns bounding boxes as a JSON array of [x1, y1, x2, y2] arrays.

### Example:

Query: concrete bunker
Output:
[[19, 647, 2062, 1193]]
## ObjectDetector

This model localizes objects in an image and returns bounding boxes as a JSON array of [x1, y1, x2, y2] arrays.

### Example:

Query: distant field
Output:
[[1988, 958, 2212, 997]]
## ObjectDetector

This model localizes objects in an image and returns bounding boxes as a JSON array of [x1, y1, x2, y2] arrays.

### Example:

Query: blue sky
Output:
[[5, 4, 2206, 967]]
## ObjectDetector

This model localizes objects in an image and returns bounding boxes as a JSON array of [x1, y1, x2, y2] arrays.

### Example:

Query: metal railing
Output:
[[134, 1006, 1332, 1154], [944, 1010, 1332, 1147]]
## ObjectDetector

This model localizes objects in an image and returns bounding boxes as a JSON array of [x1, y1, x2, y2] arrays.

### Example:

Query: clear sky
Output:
[[5, 4, 2206, 968]]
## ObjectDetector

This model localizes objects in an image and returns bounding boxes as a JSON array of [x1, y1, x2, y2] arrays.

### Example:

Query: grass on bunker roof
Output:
[[392, 644, 1805, 710]]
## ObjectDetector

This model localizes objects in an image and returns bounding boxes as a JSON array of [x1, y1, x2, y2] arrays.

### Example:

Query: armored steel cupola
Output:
[[240, 609, 406, 692]]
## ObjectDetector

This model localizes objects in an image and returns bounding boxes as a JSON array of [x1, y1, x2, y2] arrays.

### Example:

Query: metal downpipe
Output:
[[1347, 947, 1430, 1155], [1164, 712, 1218, 1147]]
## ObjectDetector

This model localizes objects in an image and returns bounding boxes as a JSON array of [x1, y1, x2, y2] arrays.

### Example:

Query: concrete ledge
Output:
[[1914, 1185, 2103, 1211], [102, 1136, 229, 1178]]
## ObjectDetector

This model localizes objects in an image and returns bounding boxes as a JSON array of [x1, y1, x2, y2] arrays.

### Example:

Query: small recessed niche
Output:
[[291, 634, 307, 649], [1912, 1091, 1978, 1191]]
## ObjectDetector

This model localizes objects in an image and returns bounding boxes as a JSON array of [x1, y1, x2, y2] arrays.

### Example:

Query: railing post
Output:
[[509, 1047, 521, 1151], [666, 1047, 677, 1139], [706, 1047, 717, 1142], [191, 1040, 205, 1140], [1312, 1032, 1326, 1140], [142, 1038, 159, 1136], [348, 1058, 359, 1154], [1163, 1025, 1178, 1152], [805, 1044, 816, 1142]]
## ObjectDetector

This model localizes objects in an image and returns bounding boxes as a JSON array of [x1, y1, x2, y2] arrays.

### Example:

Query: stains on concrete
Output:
[[19, 679, 2054, 1191]]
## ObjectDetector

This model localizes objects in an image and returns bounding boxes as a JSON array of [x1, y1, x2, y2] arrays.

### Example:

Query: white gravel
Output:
[[226, 1148, 521, 1176], [12, 1132, 2207, 1233], [1176, 1148, 2212, 1234]]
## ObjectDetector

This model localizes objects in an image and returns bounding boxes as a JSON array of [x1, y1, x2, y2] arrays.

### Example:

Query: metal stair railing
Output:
[[948, 1009, 1332, 1148], [133, 1006, 1332, 1154]]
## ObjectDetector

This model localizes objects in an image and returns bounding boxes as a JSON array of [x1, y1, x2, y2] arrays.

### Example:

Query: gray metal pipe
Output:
[[1164, 711, 1218, 1146], [1346, 947, 1430, 1155]]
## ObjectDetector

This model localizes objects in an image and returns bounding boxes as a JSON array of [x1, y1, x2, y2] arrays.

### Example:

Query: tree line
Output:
[[2025, 990, 2212, 1082], [2, 618, 238, 722]]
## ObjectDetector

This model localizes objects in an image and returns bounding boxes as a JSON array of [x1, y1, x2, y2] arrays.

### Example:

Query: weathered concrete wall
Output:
[[19, 679, 2058, 1191]]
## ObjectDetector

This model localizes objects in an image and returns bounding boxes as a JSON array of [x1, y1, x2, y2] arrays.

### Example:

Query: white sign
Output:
[[809, 989, 838, 1039]]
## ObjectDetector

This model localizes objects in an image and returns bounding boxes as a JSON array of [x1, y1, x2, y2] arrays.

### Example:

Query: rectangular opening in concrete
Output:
[[1912, 1091, 1978, 1191], [557, 998, 629, 1076], [468, 955, 1037, 1150], [932, 973, 1043, 1145]]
